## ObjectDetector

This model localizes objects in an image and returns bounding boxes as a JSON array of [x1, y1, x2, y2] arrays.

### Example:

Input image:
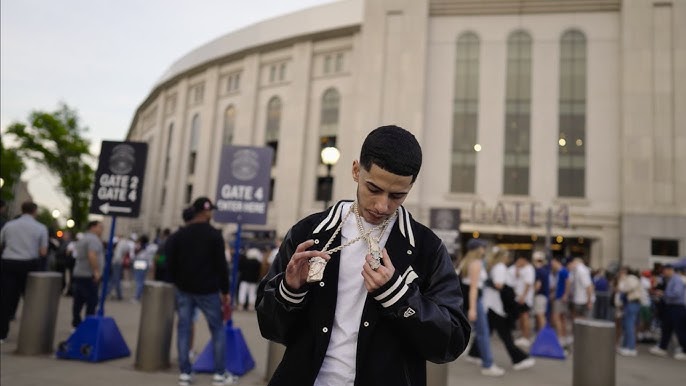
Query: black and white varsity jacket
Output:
[[256, 200, 470, 386]]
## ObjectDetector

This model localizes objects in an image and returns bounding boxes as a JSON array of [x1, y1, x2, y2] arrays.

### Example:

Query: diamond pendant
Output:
[[369, 238, 382, 270], [307, 256, 327, 282]]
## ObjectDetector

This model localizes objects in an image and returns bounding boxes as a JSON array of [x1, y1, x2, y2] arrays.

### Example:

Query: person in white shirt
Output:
[[508, 255, 535, 347], [568, 257, 594, 320], [482, 247, 535, 371]]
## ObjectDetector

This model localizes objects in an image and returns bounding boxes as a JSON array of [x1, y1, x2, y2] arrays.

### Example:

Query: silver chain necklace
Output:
[[306, 202, 396, 282]]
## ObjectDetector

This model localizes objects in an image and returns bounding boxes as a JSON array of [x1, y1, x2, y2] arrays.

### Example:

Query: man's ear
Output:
[[352, 160, 359, 182]]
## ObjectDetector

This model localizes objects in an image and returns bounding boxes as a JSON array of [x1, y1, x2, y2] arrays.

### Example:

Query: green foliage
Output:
[[5, 103, 94, 229], [36, 207, 58, 234], [0, 138, 26, 202]]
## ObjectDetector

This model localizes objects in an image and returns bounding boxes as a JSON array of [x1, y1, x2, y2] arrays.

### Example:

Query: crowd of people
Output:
[[454, 241, 686, 378]]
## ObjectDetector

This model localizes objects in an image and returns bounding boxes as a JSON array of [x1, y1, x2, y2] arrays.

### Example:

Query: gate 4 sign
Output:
[[90, 141, 148, 217], [214, 146, 273, 225]]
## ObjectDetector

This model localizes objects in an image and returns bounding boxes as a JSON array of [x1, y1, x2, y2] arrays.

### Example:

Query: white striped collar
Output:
[[313, 201, 416, 247]]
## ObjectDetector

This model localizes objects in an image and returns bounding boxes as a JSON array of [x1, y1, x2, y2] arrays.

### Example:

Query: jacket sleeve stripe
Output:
[[398, 207, 407, 238], [279, 281, 307, 304], [380, 284, 409, 308], [324, 203, 344, 231], [375, 275, 404, 301], [403, 208, 415, 247]]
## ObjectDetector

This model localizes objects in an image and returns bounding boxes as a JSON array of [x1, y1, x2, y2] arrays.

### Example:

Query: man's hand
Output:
[[362, 248, 395, 293], [93, 271, 102, 284], [285, 240, 329, 290], [468, 307, 477, 322]]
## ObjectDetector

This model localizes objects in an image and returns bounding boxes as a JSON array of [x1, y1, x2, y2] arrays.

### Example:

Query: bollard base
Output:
[[192, 321, 255, 376], [56, 316, 130, 362]]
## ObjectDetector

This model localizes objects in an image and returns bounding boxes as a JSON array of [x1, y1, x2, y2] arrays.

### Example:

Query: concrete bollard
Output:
[[265, 340, 286, 381], [573, 319, 615, 386], [426, 362, 448, 386], [135, 281, 176, 371], [16, 272, 62, 355]]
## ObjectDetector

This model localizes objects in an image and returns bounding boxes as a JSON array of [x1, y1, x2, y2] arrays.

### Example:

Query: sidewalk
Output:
[[1, 284, 684, 386]]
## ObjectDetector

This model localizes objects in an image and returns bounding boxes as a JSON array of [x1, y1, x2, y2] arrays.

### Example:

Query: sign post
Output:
[[193, 145, 272, 376], [57, 140, 148, 362]]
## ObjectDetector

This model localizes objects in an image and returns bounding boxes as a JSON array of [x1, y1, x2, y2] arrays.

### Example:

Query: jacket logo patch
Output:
[[403, 307, 415, 318]]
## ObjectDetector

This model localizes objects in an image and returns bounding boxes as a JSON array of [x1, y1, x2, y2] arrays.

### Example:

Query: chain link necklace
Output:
[[307, 202, 396, 282]]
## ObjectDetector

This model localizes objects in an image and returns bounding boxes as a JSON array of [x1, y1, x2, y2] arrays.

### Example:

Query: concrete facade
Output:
[[120, 0, 685, 269]]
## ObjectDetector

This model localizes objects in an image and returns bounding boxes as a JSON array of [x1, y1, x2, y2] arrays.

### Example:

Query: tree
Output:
[[6, 103, 94, 229], [0, 137, 26, 202]]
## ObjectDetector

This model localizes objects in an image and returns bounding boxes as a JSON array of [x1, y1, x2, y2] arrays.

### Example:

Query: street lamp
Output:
[[66, 219, 75, 229], [320, 146, 340, 209], [51, 209, 61, 219]]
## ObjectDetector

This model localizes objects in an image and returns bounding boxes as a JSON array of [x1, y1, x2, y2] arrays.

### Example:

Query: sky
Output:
[[1, 0, 332, 217]]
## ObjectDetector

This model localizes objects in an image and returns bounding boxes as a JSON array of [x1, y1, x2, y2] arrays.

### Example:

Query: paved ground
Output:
[[1, 282, 683, 386]]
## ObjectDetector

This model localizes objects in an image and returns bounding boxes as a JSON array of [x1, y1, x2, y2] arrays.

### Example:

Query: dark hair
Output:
[[139, 235, 149, 245], [87, 220, 101, 229], [21, 201, 38, 214], [360, 125, 422, 182]]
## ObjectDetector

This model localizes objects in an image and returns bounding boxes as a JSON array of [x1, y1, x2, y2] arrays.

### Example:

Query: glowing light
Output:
[[556, 235, 564, 243], [474, 144, 482, 152], [576, 139, 583, 146], [66, 219, 75, 228], [472, 231, 480, 238], [51, 209, 61, 219], [558, 138, 567, 147]]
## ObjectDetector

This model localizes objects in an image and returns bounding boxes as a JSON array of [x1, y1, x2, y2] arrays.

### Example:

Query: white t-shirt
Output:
[[483, 263, 508, 317], [572, 263, 593, 304], [314, 202, 395, 386], [508, 263, 535, 307]]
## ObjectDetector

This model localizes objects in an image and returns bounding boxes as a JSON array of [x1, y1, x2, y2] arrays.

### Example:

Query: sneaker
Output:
[[481, 364, 505, 377], [674, 352, 686, 361], [212, 372, 238, 386], [617, 348, 637, 357], [512, 357, 535, 371], [463, 355, 482, 366], [178, 373, 192, 386], [649, 346, 668, 357], [514, 337, 531, 348]]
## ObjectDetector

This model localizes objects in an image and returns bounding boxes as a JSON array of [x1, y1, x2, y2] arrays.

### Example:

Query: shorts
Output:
[[572, 303, 591, 318], [518, 303, 531, 314], [534, 294, 548, 315], [553, 299, 568, 314]]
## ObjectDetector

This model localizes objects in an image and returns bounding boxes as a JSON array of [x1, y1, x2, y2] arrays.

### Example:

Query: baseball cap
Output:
[[466, 238, 487, 251], [192, 196, 217, 212]]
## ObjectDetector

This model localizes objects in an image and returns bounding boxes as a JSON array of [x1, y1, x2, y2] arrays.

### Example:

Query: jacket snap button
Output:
[[314, 239, 320, 244], [363, 321, 369, 327], [322, 327, 328, 333], [407, 250, 412, 255], [319, 282, 325, 287]]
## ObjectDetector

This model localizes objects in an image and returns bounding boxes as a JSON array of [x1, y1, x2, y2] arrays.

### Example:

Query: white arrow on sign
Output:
[[99, 202, 132, 215]]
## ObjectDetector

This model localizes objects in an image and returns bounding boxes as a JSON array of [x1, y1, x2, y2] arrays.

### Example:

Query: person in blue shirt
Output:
[[532, 252, 550, 331], [649, 264, 686, 360], [550, 257, 570, 346]]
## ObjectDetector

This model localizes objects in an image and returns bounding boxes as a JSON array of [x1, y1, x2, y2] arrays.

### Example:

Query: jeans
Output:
[[474, 298, 494, 368], [1, 259, 40, 339], [176, 290, 225, 375], [133, 268, 148, 300], [72, 277, 99, 327], [622, 301, 641, 350], [108, 263, 123, 300]]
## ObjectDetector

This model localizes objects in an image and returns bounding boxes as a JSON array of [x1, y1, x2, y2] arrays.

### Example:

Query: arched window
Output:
[[451, 32, 480, 193], [265, 96, 281, 165], [503, 30, 532, 195], [319, 88, 340, 154], [223, 105, 236, 146], [188, 114, 200, 175], [558, 30, 586, 197]]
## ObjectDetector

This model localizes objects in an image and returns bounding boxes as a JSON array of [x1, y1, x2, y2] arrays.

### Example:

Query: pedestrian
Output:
[[237, 248, 262, 311], [256, 125, 471, 386], [459, 238, 504, 376], [532, 251, 550, 332], [132, 235, 157, 302], [167, 197, 236, 386], [569, 257, 594, 320], [154, 228, 172, 282], [549, 256, 571, 346], [649, 264, 686, 360], [616, 267, 643, 356], [0, 201, 49, 342], [108, 233, 135, 301], [481, 246, 535, 371], [71, 220, 104, 328], [509, 255, 535, 348]]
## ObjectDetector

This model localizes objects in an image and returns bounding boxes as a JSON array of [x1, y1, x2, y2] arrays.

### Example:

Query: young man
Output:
[[167, 197, 236, 386], [71, 220, 104, 328], [550, 257, 570, 345], [257, 125, 470, 386]]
